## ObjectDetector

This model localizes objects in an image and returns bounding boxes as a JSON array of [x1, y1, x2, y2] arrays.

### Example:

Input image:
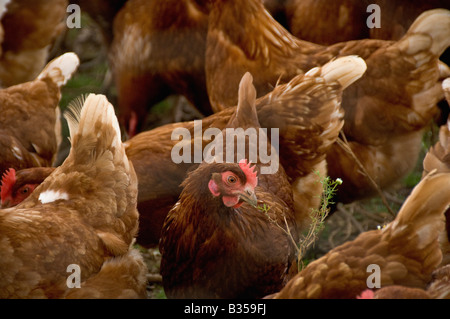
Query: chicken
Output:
[[270, 170, 450, 299], [0, 52, 79, 177], [108, 0, 297, 137], [63, 247, 148, 299], [422, 80, 450, 177], [284, 0, 450, 126], [1, 167, 55, 208], [1, 57, 366, 248], [358, 264, 450, 299], [0, 94, 147, 298], [72, 0, 128, 48], [159, 72, 298, 299], [422, 79, 450, 265], [0, 0, 68, 87], [285, 0, 450, 45], [109, 0, 211, 137], [201, 0, 450, 207], [132, 56, 364, 245]]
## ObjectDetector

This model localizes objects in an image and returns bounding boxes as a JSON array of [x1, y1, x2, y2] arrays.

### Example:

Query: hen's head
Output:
[[207, 159, 258, 208], [1, 169, 35, 208], [0, 167, 53, 208]]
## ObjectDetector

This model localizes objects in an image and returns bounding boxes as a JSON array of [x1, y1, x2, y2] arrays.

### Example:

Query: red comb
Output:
[[239, 159, 258, 188], [1, 168, 16, 201]]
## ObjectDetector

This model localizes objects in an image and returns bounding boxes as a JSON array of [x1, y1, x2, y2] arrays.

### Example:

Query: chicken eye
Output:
[[227, 175, 237, 184], [21, 187, 29, 194]]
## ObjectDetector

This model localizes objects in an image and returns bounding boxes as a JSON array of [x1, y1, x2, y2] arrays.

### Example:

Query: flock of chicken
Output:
[[0, 0, 449, 299]]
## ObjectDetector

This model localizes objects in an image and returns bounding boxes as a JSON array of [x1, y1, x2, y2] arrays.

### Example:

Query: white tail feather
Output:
[[38, 52, 80, 87], [398, 9, 450, 60], [318, 55, 367, 89]]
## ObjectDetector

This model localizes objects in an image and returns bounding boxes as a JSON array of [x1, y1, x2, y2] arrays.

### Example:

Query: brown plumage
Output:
[[0, 94, 147, 298], [0, 0, 68, 87], [285, 0, 450, 45], [359, 264, 450, 299], [108, 0, 301, 137], [422, 81, 450, 265], [201, 0, 450, 207], [271, 170, 450, 299], [1, 167, 56, 208], [159, 72, 298, 299], [109, 0, 211, 137], [0, 57, 366, 247], [0, 52, 79, 177]]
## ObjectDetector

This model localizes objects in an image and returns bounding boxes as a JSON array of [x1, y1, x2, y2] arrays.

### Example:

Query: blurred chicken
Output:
[[0, 94, 147, 298], [285, 0, 449, 45], [108, 0, 302, 137], [0, 0, 68, 87], [358, 264, 450, 299], [160, 72, 298, 299], [1, 57, 366, 247], [270, 170, 450, 299], [72, 0, 128, 48], [0, 52, 79, 177], [285, 0, 450, 126], [200, 0, 450, 207], [109, 0, 210, 137], [421, 78, 450, 265]]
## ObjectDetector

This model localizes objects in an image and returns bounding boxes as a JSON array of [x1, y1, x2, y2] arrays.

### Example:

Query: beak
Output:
[[239, 188, 258, 207]]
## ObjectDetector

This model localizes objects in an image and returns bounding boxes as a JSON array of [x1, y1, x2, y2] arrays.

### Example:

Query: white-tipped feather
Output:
[[444, 78, 450, 105], [400, 9, 450, 58], [64, 94, 123, 154], [319, 55, 367, 89], [0, 0, 10, 19], [38, 52, 80, 87]]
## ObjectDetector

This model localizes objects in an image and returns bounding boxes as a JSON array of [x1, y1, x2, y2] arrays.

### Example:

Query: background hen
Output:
[[271, 170, 450, 299], [0, 52, 79, 177], [0, 94, 147, 298], [0, 0, 68, 87], [108, 0, 210, 137], [201, 0, 450, 211], [5, 57, 366, 249]]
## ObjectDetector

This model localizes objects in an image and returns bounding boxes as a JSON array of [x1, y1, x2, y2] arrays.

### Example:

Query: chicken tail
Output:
[[422, 79, 450, 177], [383, 171, 450, 272], [318, 55, 367, 89], [397, 9, 450, 64], [64, 94, 127, 171], [37, 52, 80, 87]]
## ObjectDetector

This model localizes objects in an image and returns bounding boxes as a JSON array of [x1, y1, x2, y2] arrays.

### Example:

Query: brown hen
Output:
[[160, 72, 298, 299], [0, 52, 79, 177], [271, 170, 450, 299], [0, 94, 147, 298], [109, 0, 210, 137], [0, 0, 68, 87], [201, 0, 450, 207]]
